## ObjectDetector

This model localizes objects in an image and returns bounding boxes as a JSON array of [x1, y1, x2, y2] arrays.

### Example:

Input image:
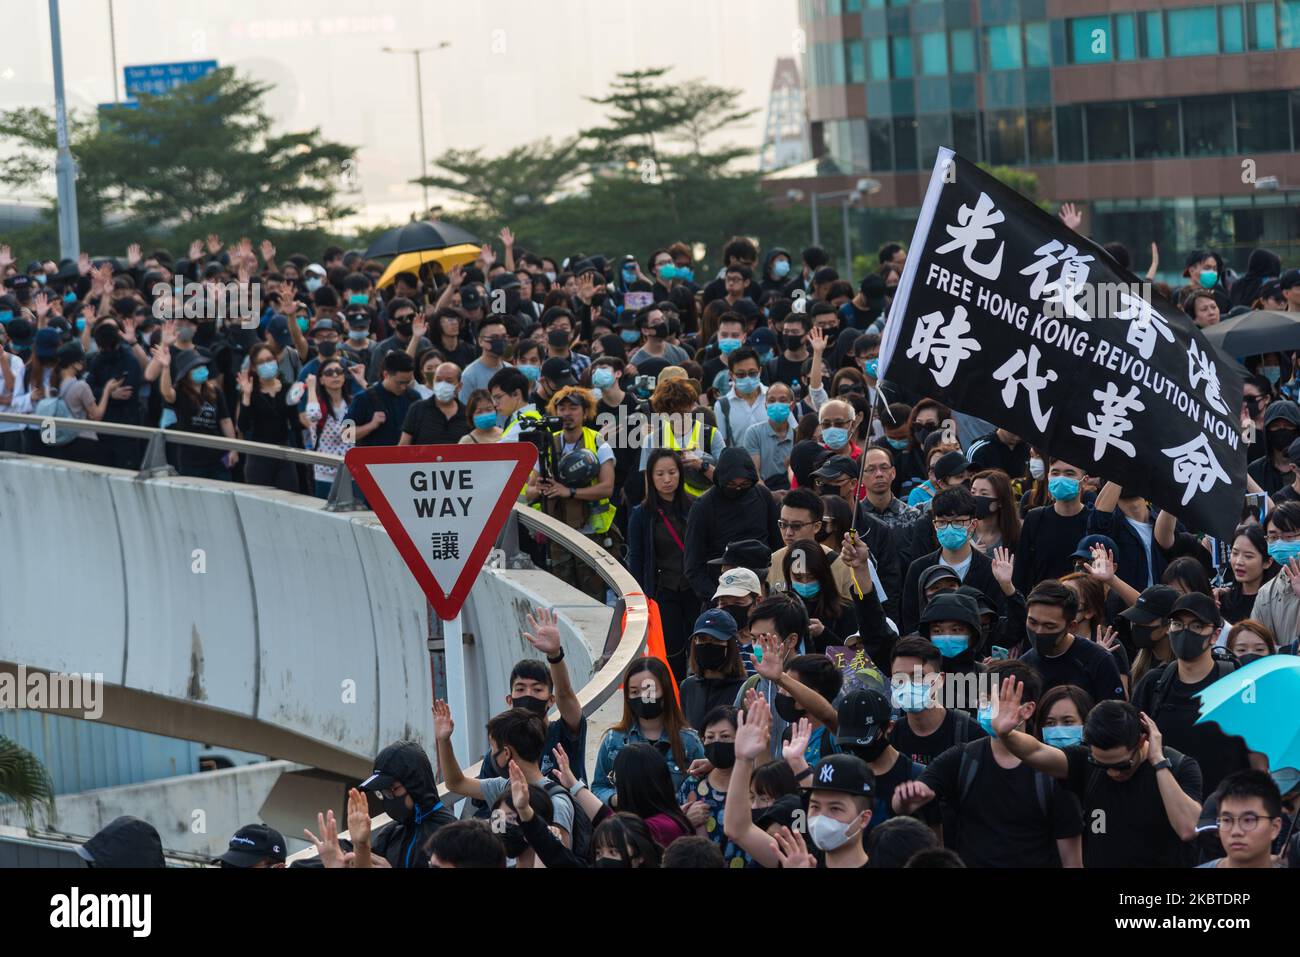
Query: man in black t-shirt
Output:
[[1019, 581, 1125, 704], [893, 660, 1083, 867], [1013, 458, 1093, 594], [400, 362, 469, 446], [1131, 592, 1251, 793], [888, 637, 987, 766], [993, 687, 1203, 867]]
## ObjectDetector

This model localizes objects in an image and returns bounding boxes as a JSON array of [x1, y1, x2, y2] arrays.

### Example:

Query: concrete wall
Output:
[[0, 455, 613, 784]]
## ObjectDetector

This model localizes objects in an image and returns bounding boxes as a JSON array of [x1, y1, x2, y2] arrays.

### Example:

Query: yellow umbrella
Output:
[[376, 244, 481, 288]]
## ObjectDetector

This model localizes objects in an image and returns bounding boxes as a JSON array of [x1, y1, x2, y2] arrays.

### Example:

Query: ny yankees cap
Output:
[[810, 753, 874, 797]]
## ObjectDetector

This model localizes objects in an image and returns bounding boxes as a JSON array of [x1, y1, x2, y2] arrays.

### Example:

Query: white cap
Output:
[[713, 567, 762, 599], [305, 263, 327, 277]]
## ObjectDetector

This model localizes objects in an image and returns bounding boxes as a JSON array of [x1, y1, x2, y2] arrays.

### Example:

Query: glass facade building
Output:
[[794, 0, 1300, 270]]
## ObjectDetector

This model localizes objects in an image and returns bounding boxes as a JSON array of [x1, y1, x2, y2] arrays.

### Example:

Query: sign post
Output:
[[345, 444, 537, 769]]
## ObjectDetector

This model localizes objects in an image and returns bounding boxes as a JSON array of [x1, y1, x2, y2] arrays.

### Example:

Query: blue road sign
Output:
[[123, 60, 218, 98]]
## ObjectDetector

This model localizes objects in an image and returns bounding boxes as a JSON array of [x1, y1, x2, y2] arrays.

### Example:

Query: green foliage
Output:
[[0, 67, 358, 259], [977, 164, 1054, 213], [0, 735, 56, 830]]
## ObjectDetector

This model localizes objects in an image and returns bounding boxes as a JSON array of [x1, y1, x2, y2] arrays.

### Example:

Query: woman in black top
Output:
[[781, 539, 858, 654], [236, 343, 302, 492], [157, 348, 236, 480], [626, 449, 698, 683], [1217, 525, 1278, 624], [677, 629, 747, 732]]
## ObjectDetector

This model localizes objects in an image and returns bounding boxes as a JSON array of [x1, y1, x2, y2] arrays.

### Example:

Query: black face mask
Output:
[[845, 732, 889, 763], [1237, 652, 1265, 667], [721, 482, 754, 500], [505, 291, 522, 314], [394, 322, 413, 339], [500, 823, 529, 858], [510, 695, 549, 717], [647, 324, 666, 339], [1268, 427, 1298, 451], [1130, 624, 1159, 650], [1170, 630, 1210, 661], [973, 495, 997, 519], [722, 604, 749, 632], [487, 339, 507, 356], [783, 334, 803, 352], [1031, 628, 1067, 656], [774, 695, 803, 723], [694, 643, 729, 672], [704, 741, 736, 769], [594, 857, 628, 868], [317, 341, 338, 359], [547, 330, 571, 349], [381, 794, 411, 823], [591, 293, 607, 307], [629, 697, 664, 721], [914, 425, 936, 444]]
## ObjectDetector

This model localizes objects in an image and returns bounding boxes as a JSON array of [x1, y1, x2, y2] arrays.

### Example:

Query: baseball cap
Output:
[[657, 365, 688, 386], [933, 450, 971, 481], [713, 567, 763, 600], [1259, 279, 1284, 302], [541, 357, 577, 387], [707, 539, 772, 572], [747, 327, 776, 354], [1118, 585, 1180, 626], [216, 824, 287, 868], [691, 608, 739, 643], [812, 455, 858, 482], [266, 314, 292, 347], [836, 689, 892, 746], [1280, 268, 1300, 290], [459, 285, 484, 310], [304, 263, 326, 278], [1170, 592, 1221, 628], [34, 327, 61, 359], [919, 564, 961, 594], [1071, 534, 1119, 562], [810, 753, 874, 796]]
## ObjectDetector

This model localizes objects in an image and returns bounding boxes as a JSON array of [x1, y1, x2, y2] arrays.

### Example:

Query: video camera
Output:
[[518, 415, 564, 480]]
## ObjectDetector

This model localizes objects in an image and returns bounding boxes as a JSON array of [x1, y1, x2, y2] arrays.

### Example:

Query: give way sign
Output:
[[345, 443, 538, 620]]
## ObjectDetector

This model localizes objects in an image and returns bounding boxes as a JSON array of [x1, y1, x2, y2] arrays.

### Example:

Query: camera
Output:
[[518, 416, 564, 480]]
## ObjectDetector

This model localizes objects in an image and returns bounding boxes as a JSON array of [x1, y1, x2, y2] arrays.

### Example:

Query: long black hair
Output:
[[612, 743, 693, 834], [782, 538, 845, 623], [593, 812, 662, 868]]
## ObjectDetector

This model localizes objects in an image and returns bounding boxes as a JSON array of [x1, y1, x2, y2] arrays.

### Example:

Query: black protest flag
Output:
[[879, 149, 1247, 540]]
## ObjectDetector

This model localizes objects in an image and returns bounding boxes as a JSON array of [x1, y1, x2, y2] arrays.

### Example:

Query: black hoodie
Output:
[[367, 740, 455, 868], [1229, 248, 1282, 309], [683, 447, 780, 600], [759, 246, 794, 296], [78, 816, 165, 867]]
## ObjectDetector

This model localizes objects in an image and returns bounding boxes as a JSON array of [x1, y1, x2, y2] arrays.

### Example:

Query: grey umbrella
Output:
[[1201, 310, 1300, 359], [363, 220, 480, 259]]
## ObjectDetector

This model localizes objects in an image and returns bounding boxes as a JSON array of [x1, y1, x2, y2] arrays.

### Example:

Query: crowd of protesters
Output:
[[4, 223, 1300, 869]]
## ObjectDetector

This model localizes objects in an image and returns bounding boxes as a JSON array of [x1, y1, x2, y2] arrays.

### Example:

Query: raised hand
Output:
[[188, 239, 203, 262], [304, 809, 347, 868], [1287, 557, 1300, 599], [1139, 711, 1165, 764], [206, 233, 223, 255], [991, 675, 1023, 738], [508, 759, 534, 822], [782, 717, 812, 763], [260, 239, 277, 263], [990, 546, 1014, 588], [346, 786, 371, 847], [160, 318, 177, 348], [126, 243, 142, 268], [478, 244, 496, 268], [840, 534, 870, 570], [734, 696, 772, 761], [449, 265, 466, 289], [754, 633, 785, 682], [411, 314, 428, 340], [237, 368, 253, 394], [808, 325, 826, 354], [78, 251, 92, 276], [499, 227, 515, 248], [771, 825, 817, 868], [892, 779, 935, 813], [33, 291, 50, 321], [0, 245, 12, 271], [1085, 545, 1115, 584], [523, 607, 562, 657], [550, 744, 576, 790], [576, 272, 596, 304], [1097, 625, 1120, 651], [151, 343, 171, 367], [431, 698, 454, 741], [1058, 202, 1082, 231]]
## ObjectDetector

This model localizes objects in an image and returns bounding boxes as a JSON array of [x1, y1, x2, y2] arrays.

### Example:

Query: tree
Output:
[[0, 67, 358, 255], [978, 164, 1053, 213], [0, 735, 55, 830]]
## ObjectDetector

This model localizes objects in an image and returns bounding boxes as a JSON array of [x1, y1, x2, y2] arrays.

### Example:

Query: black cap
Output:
[[1118, 585, 1180, 626], [933, 450, 971, 481], [1071, 534, 1118, 561], [812, 455, 858, 482], [1171, 592, 1222, 628], [1259, 280, 1283, 301], [752, 793, 804, 831], [541, 357, 577, 386], [459, 285, 484, 310], [1280, 268, 1300, 290], [707, 538, 772, 571], [919, 564, 961, 594], [812, 266, 839, 285], [836, 689, 892, 746], [810, 753, 874, 796], [76, 816, 165, 868], [918, 590, 981, 634], [216, 823, 287, 867], [490, 272, 521, 292]]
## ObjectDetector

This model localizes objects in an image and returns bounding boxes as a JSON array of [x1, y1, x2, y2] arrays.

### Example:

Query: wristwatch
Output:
[[547, 649, 565, 664], [1151, 758, 1172, 773], [569, 779, 588, 797]]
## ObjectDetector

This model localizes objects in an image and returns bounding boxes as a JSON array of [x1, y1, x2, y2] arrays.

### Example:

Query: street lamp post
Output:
[[382, 42, 450, 219], [800, 179, 881, 276], [49, 0, 80, 262]]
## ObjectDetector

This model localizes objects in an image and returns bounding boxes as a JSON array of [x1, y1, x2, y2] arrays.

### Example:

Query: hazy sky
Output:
[[2, 0, 802, 225]]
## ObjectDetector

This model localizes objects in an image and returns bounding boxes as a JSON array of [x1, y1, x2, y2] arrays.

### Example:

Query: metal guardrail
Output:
[[0, 410, 649, 862]]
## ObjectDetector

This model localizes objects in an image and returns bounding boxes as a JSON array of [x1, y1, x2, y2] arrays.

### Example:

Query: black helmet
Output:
[[557, 448, 599, 486]]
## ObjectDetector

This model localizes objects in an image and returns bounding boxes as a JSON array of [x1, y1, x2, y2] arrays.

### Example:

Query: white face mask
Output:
[[1029, 458, 1045, 480], [808, 813, 859, 852], [433, 381, 457, 403]]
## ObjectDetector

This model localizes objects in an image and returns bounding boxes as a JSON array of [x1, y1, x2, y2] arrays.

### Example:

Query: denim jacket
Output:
[[592, 723, 705, 804]]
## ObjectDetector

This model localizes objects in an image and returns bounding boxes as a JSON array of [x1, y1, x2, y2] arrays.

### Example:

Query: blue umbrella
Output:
[[1196, 655, 1300, 773]]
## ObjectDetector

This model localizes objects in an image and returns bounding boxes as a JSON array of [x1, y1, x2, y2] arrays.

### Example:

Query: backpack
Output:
[[957, 739, 1053, 818], [1149, 658, 1236, 719], [542, 778, 593, 863], [34, 389, 77, 446]]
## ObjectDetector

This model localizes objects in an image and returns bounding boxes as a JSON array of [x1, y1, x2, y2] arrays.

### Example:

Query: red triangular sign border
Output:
[[345, 442, 538, 620]]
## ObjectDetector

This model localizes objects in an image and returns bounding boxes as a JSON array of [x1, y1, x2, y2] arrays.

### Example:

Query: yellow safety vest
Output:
[[663, 419, 713, 498], [508, 406, 545, 509], [553, 427, 615, 535]]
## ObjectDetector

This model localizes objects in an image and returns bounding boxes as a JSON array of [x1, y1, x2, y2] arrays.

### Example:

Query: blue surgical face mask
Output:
[[474, 412, 498, 431], [822, 427, 849, 450], [620, 329, 640, 344], [1268, 539, 1300, 565], [75, 318, 86, 332], [759, 350, 774, 365], [348, 293, 369, 306], [0, 310, 13, 324], [791, 580, 821, 599], [306, 278, 323, 293], [297, 318, 309, 333], [863, 358, 880, 379], [658, 264, 677, 281], [887, 437, 909, 451], [190, 366, 210, 385], [622, 268, 637, 284], [718, 338, 741, 355], [773, 259, 791, 280], [930, 634, 969, 659], [677, 267, 694, 283], [348, 329, 369, 341], [1261, 365, 1282, 385], [891, 681, 930, 714], [1048, 476, 1081, 502], [1199, 270, 1218, 289], [767, 402, 790, 424], [977, 704, 996, 736], [936, 524, 970, 550], [256, 360, 279, 380], [63, 292, 77, 304], [519, 364, 541, 383], [734, 374, 760, 395], [34, 274, 46, 286], [1042, 725, 1084, 748], [592, 368, 616, 390]]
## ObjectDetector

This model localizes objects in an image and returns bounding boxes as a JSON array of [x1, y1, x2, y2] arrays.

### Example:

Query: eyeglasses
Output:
[[1216, 813, 1277, 832], [933, 520, 971, 532], [1168, 621, 1217, 637], [778, 520, 819, 532], [1086, 752, 1139, 771], [320, 368, 345, 377], [820, 419, 852, 429]]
